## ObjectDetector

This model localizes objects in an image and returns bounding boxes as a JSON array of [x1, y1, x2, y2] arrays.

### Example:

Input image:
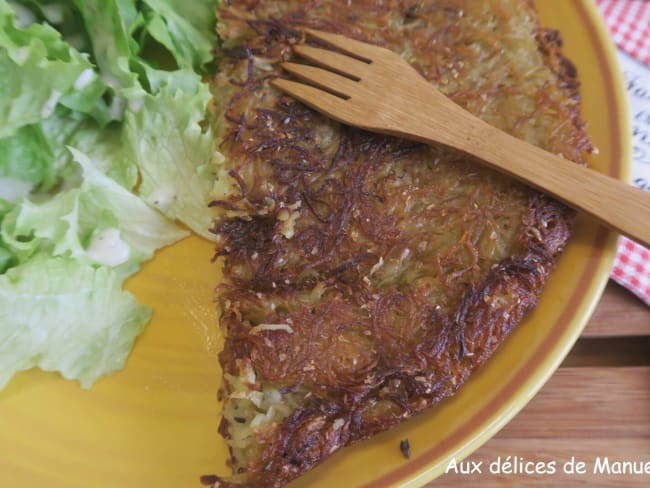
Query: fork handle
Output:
[[393, 101, 650, 248], [474, 126, 649, 248]]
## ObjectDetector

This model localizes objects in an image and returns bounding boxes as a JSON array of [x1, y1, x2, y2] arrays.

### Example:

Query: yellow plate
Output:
[[0, 1, 630, 486]]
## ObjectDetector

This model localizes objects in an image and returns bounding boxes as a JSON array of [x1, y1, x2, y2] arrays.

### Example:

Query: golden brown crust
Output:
[[204, 1, 591, 486]]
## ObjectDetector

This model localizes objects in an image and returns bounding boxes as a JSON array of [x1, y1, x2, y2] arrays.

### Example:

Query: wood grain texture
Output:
[[583, 283, 650, 337], [498, 367, 650, 438], [432, 438, 650, 487], [562, 336, 650, 367]]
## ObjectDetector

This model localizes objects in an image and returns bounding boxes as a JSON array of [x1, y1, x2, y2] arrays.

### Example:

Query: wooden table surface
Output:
[[430, 282, 650, 487]]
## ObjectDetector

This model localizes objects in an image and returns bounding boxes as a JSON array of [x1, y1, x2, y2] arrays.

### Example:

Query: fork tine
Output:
[[270, 78, 349, 121], [304, 28, 376, 62], [293, 45, 367, 80], [281, 62, 360, 99]]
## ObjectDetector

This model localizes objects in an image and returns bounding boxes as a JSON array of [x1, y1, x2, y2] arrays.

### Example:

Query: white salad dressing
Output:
[[86, 228, 130, 267], [147, 184, 176, 212], [73, 69, 95, 90], [41, 90, 62, 118]]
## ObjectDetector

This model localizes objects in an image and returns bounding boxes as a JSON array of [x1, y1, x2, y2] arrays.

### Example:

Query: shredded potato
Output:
[[206, 1, 591, 486]]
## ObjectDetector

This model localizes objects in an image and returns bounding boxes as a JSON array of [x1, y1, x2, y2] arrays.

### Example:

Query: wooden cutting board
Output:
[[430, 283, 650, 487]]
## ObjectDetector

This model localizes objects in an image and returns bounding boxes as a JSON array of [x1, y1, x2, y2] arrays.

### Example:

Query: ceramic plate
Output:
[[0, 0, 630, 486]]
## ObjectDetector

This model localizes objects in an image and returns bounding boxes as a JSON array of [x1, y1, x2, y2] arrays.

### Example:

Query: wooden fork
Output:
[[271, 29, 650, 248]]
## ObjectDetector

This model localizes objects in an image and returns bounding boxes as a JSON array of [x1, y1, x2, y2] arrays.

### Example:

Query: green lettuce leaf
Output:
[[0, 147, 188, 388], [41, 108, 138, 190], [0, 255, 151, 389], [0, 198, 15, 273], [1, 147, 188, 277], [71, 0, 146, 122], [10, 1, 84, 46], [0, 245, 13, 273], [124, 69, 219, 239], [141, 0, 217, 71], [0, 0, 107, 135], [0, 109, 81, 192], [0, 0, 220, 390], [0, 123, 55, 189], [0, 107, 136, 195]]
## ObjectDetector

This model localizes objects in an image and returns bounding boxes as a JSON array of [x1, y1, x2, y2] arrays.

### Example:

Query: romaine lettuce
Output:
[[2, 147, 188, 276], [0, 0, 221, 389], [123, 69, 219, 239], [141, 0, 217, 71], [0, 147, 188, 388], [0, 0, 105, 135], [0, 254, 152, 389]]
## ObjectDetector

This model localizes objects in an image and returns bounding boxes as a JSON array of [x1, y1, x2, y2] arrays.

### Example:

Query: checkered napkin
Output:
[[612, 237, 650, 303], [596, 0, 650, 305], [597, 0, 650, 66]]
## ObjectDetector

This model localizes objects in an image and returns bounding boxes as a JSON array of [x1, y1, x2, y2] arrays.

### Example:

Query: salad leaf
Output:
[[123, 69, 219, 239], [0, 107, 135, 193], [0, 123, 54, 189], [141, 0, 217, 71], [0, 245, 13, 273], [71, 0, 145, 122], [0, 197, 12, 216], [0, 0, 220, 390], [40, 108, 138, 190], [0, 147, 188, 387], [11, 1, 81, 39], [0, 198, 15, 273], [1, 147, 188, 277], [0, 255, 151, 389], [0, 0, 103, 136]]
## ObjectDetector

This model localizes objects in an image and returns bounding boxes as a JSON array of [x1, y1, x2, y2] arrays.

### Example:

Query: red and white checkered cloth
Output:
[[612, 237, 650, 303], [596, 0, 650, 305], [597, 0, 650, 66]]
